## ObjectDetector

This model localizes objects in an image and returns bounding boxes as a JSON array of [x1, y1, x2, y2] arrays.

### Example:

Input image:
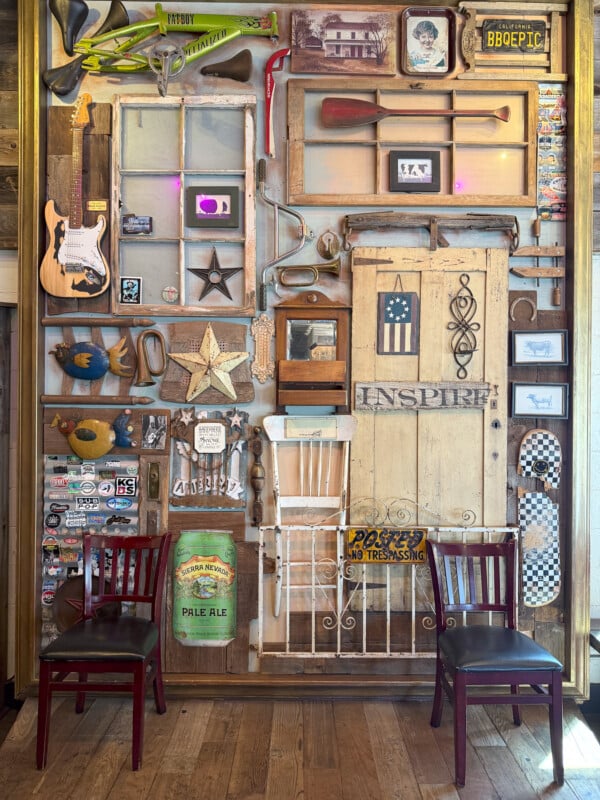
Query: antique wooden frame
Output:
[[111, 95, 256, 317], [287, 78, 538, 206]]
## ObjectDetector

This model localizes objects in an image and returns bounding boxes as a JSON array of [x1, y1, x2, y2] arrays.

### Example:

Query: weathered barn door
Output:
[[350, 247, 508, 530]]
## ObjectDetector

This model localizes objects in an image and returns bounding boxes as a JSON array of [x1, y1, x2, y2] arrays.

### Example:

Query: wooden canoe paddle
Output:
[[321, 97, 511, 128]]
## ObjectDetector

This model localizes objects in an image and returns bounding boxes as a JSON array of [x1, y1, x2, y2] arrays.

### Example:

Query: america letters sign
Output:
[[347, 528, 427, 564]]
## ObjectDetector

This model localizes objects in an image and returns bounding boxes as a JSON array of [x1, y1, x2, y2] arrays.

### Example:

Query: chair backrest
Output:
[[426, 537, 517, 634], [83, 534, 172, 624], [262, 414, 357, 525]]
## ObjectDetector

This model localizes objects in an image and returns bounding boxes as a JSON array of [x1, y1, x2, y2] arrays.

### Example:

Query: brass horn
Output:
[[134, 330, 166, 387], [276, 257, 341, 288], [200, 49, 253, 82]]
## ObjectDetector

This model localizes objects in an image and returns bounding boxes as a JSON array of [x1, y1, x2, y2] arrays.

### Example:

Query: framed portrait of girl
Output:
[[401, 7, 456, 76]]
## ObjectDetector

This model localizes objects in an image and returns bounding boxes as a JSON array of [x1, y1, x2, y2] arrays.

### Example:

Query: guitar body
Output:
[[40, 199, 110, 298]]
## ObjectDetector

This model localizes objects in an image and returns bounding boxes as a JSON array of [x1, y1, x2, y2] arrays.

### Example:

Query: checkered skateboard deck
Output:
[[518, 428, 562, 490], [518, 490, 560, 607]]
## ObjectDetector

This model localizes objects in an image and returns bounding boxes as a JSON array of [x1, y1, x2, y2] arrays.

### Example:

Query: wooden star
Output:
[[168, 322, 249, 402], [188, 248, 243, 301]]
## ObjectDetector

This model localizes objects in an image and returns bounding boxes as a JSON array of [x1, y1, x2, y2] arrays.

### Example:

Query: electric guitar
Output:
[[39, 93, 110, 298]]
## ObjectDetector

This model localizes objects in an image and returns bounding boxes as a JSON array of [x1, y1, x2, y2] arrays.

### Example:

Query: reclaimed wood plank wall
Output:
[[595, 4, 600, 250], [0, 0, 17, 250]]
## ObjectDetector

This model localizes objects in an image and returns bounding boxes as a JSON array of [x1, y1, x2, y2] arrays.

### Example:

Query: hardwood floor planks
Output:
[[2, 696, 600, 799]]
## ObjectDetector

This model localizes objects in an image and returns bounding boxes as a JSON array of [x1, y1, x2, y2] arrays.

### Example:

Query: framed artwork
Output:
[[185, 186, 239, 228], [119, 276, 141, 304], [401, 7, 455, 76], [511, 330, 568, 366], [389, 151, 440, 193], [291, 10, 397, 76], [512, 382, 569, 419]]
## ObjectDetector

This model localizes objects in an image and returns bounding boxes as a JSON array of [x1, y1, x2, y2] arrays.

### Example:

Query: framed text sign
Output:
[[347, 528, 427, 564]]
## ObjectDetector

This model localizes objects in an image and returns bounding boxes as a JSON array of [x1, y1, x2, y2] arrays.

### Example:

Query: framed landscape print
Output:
[[291, 10, 397, 75]]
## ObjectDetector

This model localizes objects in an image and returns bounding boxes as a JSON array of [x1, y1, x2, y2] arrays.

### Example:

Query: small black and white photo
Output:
[[141, 414, 168, 449], [389, 151, 441, 192]]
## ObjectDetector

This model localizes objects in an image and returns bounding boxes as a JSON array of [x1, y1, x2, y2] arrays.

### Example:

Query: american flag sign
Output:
[[377, 292, 419, 355]]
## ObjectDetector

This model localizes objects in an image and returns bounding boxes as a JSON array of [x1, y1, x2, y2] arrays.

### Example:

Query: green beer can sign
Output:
[[173, 530, 237, 646]]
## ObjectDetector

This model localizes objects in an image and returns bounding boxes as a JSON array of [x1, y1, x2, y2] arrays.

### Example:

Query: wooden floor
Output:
[[1, 696, 599, 799]]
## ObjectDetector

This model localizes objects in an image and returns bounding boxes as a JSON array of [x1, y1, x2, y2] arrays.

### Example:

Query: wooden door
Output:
[[350, 247, 508, 529]]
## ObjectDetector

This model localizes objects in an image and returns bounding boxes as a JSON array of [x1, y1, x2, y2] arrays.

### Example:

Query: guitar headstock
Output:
[[71, 93, 92, 129]]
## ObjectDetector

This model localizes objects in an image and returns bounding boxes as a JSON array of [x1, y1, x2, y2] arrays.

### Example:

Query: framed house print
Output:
[[389, 150, 440, 192], [512, 382, 569, 419], [511, 330, 568, 366], [401, 7, 456, 76], [291, 10, 397, 76]]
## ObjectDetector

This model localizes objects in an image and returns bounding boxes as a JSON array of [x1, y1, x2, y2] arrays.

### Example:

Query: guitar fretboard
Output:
[[70, 127, 84, 230]]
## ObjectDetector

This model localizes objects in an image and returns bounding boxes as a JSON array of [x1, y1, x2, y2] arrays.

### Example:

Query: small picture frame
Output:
[[511, 330, 568, 366], [185, 186, 239, 228], [119, 276, 142, 305], [389, 150, 440, 192], [401, 7, 455, 76], [512, 382, 569, 419]]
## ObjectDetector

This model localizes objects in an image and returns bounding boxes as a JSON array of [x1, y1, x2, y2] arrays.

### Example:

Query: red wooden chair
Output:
[[426, 537, 564, 788], [37, 533, 172, 771]]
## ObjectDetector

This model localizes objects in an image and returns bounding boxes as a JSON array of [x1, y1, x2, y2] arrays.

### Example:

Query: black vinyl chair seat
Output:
[[439, 625, 564, 673], [40, 616, 159, 662]]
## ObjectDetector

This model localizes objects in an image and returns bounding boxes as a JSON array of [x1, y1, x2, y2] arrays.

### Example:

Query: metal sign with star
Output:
[[159, 321, 254, 405]]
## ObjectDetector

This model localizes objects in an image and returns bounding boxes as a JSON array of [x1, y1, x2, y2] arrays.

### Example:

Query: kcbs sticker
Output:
[[115, 477, 138, 496], [107, 497, 133, 510]]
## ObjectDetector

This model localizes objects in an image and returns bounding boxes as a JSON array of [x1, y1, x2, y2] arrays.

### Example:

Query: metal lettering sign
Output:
[[482, 20, 546, 53], [347, 528, 427, 564]]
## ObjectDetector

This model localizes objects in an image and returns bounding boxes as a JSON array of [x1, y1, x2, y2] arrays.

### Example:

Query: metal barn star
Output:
[[188, 248, 243, 301], [168, 322, 249, 402]]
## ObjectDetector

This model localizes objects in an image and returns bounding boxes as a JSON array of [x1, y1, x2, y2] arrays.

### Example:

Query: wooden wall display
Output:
[[458, 3, 567, 81], [287, 78, 538, 207], [0, 0, 17, 249]]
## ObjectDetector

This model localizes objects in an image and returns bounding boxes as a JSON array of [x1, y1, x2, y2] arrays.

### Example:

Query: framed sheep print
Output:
[[401, 7, 456, 76], [512, 382, 569, 419], [511, 330, 568, 366], [389, 150, 440, 192]]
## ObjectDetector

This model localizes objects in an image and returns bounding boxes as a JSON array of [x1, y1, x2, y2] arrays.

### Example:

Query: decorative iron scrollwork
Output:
[[448, 273, 480, 379]]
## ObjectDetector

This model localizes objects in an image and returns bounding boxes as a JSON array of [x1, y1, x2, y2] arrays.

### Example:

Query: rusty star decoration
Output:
[[188, 247, 243, 301], [168, 322, 249, 402]]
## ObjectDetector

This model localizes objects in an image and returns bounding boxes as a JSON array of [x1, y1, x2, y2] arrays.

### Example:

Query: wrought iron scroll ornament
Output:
[[447, 273, 480, 379]]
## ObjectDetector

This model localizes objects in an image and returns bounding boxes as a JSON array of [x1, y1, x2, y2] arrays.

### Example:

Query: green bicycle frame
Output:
[[74, 3, 279, 74]]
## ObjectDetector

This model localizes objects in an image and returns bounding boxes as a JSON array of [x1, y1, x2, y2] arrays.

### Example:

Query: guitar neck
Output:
[[70, 127, 84, 229]]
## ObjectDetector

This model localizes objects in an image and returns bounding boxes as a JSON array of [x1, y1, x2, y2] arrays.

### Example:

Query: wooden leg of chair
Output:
[[549, 673, 564, 785], [36, 662, 52, 769], [430, 657, 444, 727], [510, 684, 521, 726], [75, 673, 88, 713], [152, 655, 166, 715], [132, 664, 146, 771], [453, 674, 467, 788]]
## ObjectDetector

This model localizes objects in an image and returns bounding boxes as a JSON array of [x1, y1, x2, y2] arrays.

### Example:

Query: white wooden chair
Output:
[[262, 414, 357, 618]]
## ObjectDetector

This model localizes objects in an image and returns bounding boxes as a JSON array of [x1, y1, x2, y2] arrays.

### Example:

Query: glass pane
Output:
[[304, 145, 376, 194], [121, 106, 180, 170], [185, 107, 245, 170], [118, 242, 180, 306], [119, 175, 181, 238], [454, 147, 525, 195], [286, 320, 337, 360], [454, 93, 526, 143]]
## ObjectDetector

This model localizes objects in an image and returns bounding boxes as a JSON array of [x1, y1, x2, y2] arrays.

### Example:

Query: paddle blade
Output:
[[321, 97, 387, 128]]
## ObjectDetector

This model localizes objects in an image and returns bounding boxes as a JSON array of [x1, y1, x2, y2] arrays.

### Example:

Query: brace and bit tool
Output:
[[342, 210, 520, 253], [257, 158, 314, 311], [148, 42, 185, 96], [264, 47, 290, 158]]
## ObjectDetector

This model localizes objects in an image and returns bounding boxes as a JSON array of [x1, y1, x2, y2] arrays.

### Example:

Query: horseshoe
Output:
[[509, 296, 537, 322]]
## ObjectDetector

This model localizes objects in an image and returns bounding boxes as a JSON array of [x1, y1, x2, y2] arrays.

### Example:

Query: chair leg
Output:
[[549, 672, 564, 786], [131, 663, 146, 771], [453, 674, 468, 788], [36, 662, 52, 769], [152, 654, 166, 715], [510, 684, 521, 726], [430, 657, 444, 727], [75, 672, 88, 713]]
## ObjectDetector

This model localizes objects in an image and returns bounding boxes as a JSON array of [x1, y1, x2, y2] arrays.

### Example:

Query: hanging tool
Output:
[[552, 242, 561, 306], [264, 47, 290, 158], [532, 213, 541, 286], [257, 158, 314, 310]]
